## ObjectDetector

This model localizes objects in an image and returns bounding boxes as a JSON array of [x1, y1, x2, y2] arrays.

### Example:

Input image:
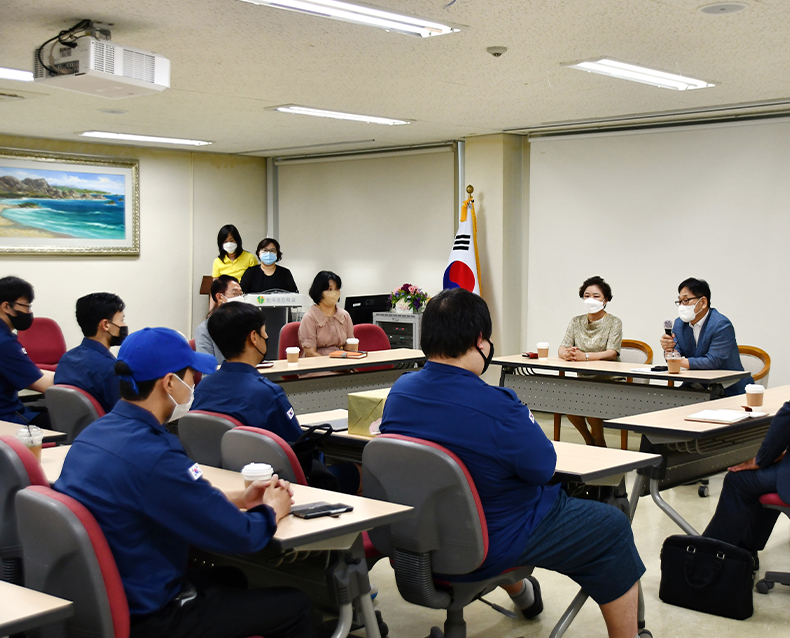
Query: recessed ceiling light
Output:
[[699, 3, 747, 15], [565, 58, 714, 91], [80, 131, 212, 146], [0, 67, 34, 82], [271, 105, 410, 125], [237, 0, 460, 37]]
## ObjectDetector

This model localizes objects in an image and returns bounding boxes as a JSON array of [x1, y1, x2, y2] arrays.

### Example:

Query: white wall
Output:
[[0, 134, 266, 348], [526, 118, 790, 385], [277, 149, 455, 302]]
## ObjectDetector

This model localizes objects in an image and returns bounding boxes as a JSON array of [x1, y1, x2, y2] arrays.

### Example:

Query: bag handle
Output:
[[293, 424, 333, 447], [683, 546, 725, 589]]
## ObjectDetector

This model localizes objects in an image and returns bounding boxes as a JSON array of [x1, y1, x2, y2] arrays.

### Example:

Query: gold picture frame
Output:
[[0, 148, 140, 255]]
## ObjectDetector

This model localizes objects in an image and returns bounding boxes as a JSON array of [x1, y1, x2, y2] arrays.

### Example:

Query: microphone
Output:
[[664, 319, 673, 336]]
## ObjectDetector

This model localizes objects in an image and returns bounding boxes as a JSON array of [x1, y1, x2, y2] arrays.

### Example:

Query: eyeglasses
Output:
[[13, 301, 32, 310], [261, 248, 277, 254], [674, 297, 700, 306]]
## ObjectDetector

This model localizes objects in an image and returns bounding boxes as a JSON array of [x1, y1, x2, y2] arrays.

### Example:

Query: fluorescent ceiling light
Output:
[[0, 67, 34, 82], [565, 58, 714, 91], [273, 105, 410, 125], [238, 0, 460, 37], [80, 131, 212, 146]]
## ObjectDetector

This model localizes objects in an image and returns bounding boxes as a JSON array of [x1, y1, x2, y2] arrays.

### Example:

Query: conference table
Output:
[[0, 420, 67, 443], [493, 354, 750, 441], [0, 581, 73, 636], [258, 348, 425, 413], [605, 385, 789, 536]]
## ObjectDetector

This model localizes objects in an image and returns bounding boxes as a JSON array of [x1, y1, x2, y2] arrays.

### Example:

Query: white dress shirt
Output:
[[691, 309, 709, 345]]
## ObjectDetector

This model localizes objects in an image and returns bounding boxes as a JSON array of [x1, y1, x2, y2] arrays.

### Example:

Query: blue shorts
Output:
[[514, 490, 645, 605]]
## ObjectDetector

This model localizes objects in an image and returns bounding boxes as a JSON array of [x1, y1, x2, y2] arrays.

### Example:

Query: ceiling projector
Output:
[[34, 34, 170, 98]]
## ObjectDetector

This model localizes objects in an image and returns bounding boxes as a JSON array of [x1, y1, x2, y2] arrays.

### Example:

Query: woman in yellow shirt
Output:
[[212, 224, 258, 281]]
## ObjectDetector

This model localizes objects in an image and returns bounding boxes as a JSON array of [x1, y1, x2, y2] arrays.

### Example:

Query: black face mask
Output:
[[9, 310, 34, 332], [476, 339, 495, 375], [110, 324, 129, 347], [253, 331, 267, 362]]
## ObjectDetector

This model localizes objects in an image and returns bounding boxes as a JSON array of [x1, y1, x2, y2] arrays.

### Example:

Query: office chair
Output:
[[221, 425, 307, 484], [756, 493, 790, 594], [352, 323, 394, 372], [738, 345, 771, 388], [278, 321, 302, 359], [362, 433, 535, 638], [17, 317, 67, 372], [45, 385, 106, 443], [179, 411, 246, 467], [619, 339, 655, 449], [0, 436, 49, 585], [188, 338, 204, 385]]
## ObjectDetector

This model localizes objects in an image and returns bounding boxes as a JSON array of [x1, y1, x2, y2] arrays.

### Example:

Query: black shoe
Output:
[[751, 551, 759, 572], [521, 576, 543, 619]]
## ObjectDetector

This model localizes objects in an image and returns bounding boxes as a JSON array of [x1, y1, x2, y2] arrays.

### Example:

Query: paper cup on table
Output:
[[745, 384, 765, 407], [241, 463, 273, 488], [16, 425, 43, 462], [286, 347, 300, 363], [346, 338, 359, 352], [666, 352, 681, 374], [536, 342, 549, 359]]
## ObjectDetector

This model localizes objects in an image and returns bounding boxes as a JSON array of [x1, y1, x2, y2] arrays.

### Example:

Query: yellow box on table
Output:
[[347, 388, 390, 437]]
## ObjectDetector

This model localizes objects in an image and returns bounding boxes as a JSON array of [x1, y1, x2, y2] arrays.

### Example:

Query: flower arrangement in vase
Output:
[[389, 283, 428, 314]]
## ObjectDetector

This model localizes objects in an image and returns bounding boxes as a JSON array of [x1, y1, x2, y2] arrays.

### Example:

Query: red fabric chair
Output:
[[353, 323, 393, 371], [16, 317, 67, 372], [188, 338, 204, 386], [222, 426, 308, 485], [0, 435, 49, 584], [278, 321, 302, 360], [45, 385, 106, 444], [756, 493, 790, 594]]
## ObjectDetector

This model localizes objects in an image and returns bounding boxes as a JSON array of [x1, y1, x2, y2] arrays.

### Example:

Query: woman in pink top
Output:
[[298, 271, 354, 357]]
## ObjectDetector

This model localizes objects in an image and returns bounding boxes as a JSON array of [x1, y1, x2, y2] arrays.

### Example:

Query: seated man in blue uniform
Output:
[[380, 288, 645, 638], [0, 276, 53, 425], [55, 326, 312, 638], [195, 274, 243, 366], [193, 302, 359, 494], [660, 277, 752, 397], [54, 292, 128, 413]]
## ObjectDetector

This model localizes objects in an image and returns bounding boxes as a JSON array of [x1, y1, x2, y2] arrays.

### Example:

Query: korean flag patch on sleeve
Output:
[[527, 409, 536, 425], [287, 407, 295, 420], [188, 463, 203, 481]]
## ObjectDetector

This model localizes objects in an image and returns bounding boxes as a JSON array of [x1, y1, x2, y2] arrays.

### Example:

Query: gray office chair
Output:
[[221, 426, 306, 484], [362, 433, 534, 638], [45, 384, 106, 443], [178, 410, 246, 467]]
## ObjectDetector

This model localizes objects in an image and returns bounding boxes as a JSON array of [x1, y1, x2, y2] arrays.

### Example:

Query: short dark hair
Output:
[[217, 224, 243, 260], [256, 237, 282, 262], [421, 288, 492, 359], [115, 361, 187, 401], [579, 276, 612, 302], [308, 271, 342, 305], [75, 292, 125, 337], [207, 301, 266, 360], [210, 275, 239, 304], [0, 276, 34, 305], [679, 277, 711, 303]]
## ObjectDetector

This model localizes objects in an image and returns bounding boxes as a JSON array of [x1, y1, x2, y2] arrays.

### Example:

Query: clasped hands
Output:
[[233, 474, 295, 522], [561, 346, 587, 362]]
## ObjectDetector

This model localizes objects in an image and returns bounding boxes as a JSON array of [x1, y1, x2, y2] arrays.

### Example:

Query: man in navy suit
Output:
[[660, 277, 752, 397]]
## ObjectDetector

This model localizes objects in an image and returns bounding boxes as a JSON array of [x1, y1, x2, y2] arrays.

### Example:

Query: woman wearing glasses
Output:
[[240, 238, 299, 294], [660, 277, 752, 397], [558, 275, 622, 447]]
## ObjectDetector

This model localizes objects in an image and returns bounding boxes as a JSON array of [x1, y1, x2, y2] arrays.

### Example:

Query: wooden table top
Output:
[[0, 581, 73, 636], [259, 348, 425, 377], [0, 420, 66, 442], [605, 385, 789, 439], [40, 446, 412, 552], [493, 354, 751, 385]]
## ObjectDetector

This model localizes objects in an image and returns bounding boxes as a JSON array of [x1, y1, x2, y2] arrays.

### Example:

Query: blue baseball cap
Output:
[[117, 327, 217, 383]]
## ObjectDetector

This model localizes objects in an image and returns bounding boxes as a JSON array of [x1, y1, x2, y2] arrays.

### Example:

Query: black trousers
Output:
[[130, 567, 313, 638], [703, 463, 782, 552]]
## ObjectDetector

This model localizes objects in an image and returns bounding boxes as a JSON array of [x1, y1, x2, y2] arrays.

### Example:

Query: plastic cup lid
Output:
[[286, 347, 300, 352], [241, 462, 273, 478], [745, 384, 764, 393]]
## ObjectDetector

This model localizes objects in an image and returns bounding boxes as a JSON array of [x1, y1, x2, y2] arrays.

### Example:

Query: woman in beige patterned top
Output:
[[299, 270, 354, 357], [558, 276, 622, 447]]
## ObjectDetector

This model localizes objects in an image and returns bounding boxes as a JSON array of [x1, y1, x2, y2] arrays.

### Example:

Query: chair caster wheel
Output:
[[427, 627, 443, 638], [698, 485, 709, 497], [638, 630, 653, 638], [756, 579, 774, 594]]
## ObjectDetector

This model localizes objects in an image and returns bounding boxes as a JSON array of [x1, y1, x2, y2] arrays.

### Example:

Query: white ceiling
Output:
[[1, 0, 789, 156]]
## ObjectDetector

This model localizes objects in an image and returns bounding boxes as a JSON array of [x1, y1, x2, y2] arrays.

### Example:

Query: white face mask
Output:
[[582, 298, 605, 314], [223, 241, 237, 254], [678, 301, 700, 323], [168, 374, 194, 422]]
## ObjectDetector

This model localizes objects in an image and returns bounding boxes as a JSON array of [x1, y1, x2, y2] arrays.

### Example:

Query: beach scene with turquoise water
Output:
[[0, 167, 126, 239]]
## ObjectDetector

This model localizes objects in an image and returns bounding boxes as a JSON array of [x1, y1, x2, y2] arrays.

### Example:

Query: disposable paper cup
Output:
[[286, 347, 300, 363], [536, 342, 549, 359], [16, 426, 44, 462], [346, 338, 359, 352], [667, 357, 681, 374], [745, 384, 765, 407], [241, 462, 273, 488]]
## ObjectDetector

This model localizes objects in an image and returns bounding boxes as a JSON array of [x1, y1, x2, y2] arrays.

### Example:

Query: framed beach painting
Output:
[[0, 148, 139, 255]]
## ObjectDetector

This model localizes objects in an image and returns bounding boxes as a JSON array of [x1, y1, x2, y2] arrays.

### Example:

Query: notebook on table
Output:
[[684, 409, 768, 425]]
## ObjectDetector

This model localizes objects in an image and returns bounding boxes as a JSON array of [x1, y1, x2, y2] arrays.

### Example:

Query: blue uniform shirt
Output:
[[0, 320, 43, 423], [192, 361, 302, 442], [54, 338, 120, 413], [380, 361, 560, 579], [55, 400, 277, 616]]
